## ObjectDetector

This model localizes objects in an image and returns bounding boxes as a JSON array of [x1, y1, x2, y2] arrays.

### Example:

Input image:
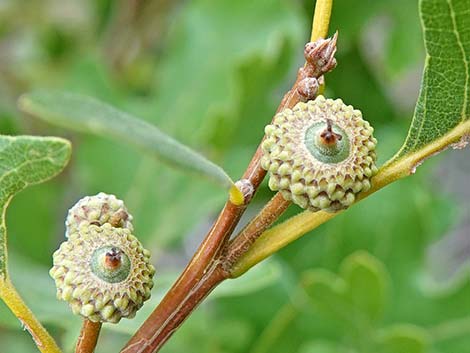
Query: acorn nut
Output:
[[65, 192, 133, 238], [50, 223, 155, 323], [261, 95, 378, 212]]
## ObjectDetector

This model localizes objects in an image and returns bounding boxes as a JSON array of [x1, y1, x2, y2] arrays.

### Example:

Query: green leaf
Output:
[[18, 91, 235, 190], [392, 0, 470, 162], [300, 250, 435, 353], [0, 135, 71, 277], [302, 269, 349, 325], [341, 251, 389, 323], [376, 325, 430, 353], [302, 251, 389, 330]]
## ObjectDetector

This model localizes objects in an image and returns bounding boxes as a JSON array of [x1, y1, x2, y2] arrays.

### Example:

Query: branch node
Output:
[[231, 179, 255, 205], [304, 31, 338, 77], [297, 77, 320, 101]]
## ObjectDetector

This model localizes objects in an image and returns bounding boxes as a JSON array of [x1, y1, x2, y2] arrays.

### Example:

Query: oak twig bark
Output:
[[76, 320, 102, 353]]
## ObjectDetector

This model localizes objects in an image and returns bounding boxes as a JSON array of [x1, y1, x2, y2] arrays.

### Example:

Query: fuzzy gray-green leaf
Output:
[[393, 0, 470, 160], [18, 91, 235, 189], [0, 136, 71, 277]]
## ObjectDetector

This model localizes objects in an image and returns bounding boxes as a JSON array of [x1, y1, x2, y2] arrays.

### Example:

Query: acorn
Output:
[[65, 192, 133, 238], [50, 223, 155, 323], [261, 95, 377, 212]]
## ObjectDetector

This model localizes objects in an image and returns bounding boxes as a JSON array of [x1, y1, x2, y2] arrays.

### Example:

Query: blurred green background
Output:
[[0, 0, 469, 352]]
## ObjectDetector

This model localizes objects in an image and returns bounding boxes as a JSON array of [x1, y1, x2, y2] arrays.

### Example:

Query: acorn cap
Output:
[[261, 95, 378, 212], [50, 223, 155, 323], [65, 193, 133, 237]]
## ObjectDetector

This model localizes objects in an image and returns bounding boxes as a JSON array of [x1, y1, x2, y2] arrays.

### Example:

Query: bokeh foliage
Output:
[[0, 0, 469, 353]]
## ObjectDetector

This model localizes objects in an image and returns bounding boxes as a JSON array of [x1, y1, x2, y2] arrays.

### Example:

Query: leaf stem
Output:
[[0, 278, 62, 353], [311, 0, 334, 41], [75, 320, 102, 353]]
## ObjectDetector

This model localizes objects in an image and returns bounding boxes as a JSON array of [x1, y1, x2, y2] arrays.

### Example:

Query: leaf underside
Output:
[[0, 136, 71, 277], [18, 92, 235, 190], [394, 0, 470, 160]]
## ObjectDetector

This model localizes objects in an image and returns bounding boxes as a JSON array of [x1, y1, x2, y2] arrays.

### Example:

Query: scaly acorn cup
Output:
[[50, 223, 155, 323], [65, 192, 134, 238], [261, 95, 378, 212]]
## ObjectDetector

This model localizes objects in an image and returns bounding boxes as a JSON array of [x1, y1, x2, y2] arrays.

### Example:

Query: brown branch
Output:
[[125, 264, 227, 353], [121, 32, 338, 353], [75, 319, 102, 353]]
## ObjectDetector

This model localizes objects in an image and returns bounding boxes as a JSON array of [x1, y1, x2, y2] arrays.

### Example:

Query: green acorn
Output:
[[50, 223, 155, 323], [261, 95, 377, 212], [65, 192, 133, 238]]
